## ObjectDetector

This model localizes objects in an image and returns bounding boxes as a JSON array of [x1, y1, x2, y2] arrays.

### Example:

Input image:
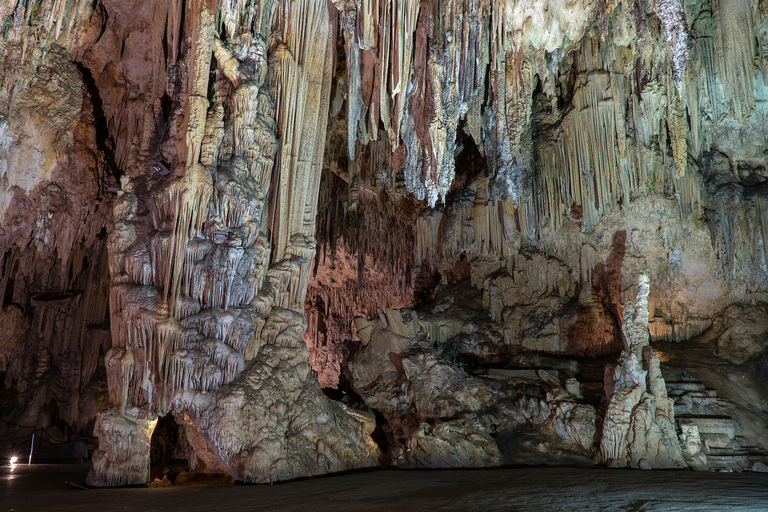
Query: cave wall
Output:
[[308, 0, 768, 472], [0, 1, 114, 455], [304, 0, 768, 396], [310, 0, 768, 365], [0, 0, 767, 484]]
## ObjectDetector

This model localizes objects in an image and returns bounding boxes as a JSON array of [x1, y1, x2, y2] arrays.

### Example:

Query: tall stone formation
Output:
[[84, 0, 378, 485], [1, 0, 768, 485], [600, 271, 685, 469]]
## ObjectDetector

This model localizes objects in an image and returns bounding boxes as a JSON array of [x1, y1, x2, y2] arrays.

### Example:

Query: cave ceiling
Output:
[[0, 0, 767, 485]]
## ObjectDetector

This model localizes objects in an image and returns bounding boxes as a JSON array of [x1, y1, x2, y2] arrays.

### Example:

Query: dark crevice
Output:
[[75, 62, 121, 184], [150, 414, 190, 482], [177, 0, 186, 62], [322, 373, 390, 456]]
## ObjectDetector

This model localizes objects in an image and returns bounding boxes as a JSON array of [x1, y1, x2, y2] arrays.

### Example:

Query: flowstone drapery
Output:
[[87, 0, 377, 486]]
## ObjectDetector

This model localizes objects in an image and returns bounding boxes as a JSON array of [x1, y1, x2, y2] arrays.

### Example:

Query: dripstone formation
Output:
[[1, 0, 767, 485]]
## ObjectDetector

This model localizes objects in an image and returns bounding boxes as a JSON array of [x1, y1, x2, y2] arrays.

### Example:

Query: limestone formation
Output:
[[600, 271, 685, 469], [1, 0, 768, 486], [87, 0, 378, 485], [348, 303, 597, 468]]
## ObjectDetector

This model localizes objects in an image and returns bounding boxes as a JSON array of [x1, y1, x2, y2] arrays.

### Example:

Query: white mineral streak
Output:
[[600, 271, 685, 469], [341, 9, 364, 161], [186, 10, 216, 166], [623, 270, 651, 359], [654, 0, 691, 89], [388, 0, 420, 144]]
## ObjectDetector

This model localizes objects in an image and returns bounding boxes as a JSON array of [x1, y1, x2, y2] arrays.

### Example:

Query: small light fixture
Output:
[[9, 456, 17, 466], [152, 162, 170, 176]]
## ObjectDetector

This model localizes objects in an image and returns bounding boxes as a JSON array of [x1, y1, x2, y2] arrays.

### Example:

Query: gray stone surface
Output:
[[5, 464, 768, 511]]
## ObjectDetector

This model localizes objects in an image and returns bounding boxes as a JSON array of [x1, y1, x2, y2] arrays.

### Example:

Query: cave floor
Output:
[[2, 463, 767, 511]]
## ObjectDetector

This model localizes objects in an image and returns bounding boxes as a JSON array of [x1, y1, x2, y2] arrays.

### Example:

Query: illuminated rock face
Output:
[[1, 0, 768, 485], [83, 0, 378, 485], [347, 300, 597, 468], [599, 272, 685, 469]]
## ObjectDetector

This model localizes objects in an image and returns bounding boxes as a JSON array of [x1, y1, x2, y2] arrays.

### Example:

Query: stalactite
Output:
[[654, 0, 691, 89], [306, 149, 421, 386], [270, 0, 335, 259], [714, 0, 756, 123], [165, 163, 214, 317], [416, 176, 518, 269], [534, 38, 626, 232]]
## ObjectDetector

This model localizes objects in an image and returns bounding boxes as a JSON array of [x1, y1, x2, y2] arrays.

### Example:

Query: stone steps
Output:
[[673, 395, 729, 416], [708, 446, 768, 457], [705, 454, 753, 472], [669, 380, 765, 472], [677, 416, 736, 438], [701, 433, 739, 450], [666, 381, 706, 392]]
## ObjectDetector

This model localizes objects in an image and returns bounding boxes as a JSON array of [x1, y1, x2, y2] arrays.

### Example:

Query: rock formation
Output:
[[1, 0, 768, 486], [348, 290, 597, 468], [599, 270, 685, 469]]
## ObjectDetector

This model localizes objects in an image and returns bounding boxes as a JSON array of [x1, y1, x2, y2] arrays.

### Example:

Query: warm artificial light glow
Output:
[[9, 456, 18, 466]]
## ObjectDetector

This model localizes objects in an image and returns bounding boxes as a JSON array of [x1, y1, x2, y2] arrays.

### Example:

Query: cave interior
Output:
[[1, 0, 768, 489]]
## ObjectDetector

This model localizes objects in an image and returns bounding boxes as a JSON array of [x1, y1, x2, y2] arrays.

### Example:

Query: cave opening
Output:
[[149, 414, 189, 483]]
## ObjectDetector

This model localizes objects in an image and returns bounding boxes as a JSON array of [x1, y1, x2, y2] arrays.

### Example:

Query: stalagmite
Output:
[[3, 0, 768, 487], [600, 271, 685, 469]]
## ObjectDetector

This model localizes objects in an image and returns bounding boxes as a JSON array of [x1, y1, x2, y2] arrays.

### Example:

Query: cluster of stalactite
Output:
[[305, 175, 419, 386], [0, 239, 112, 430], [334, 0, 596, 208], [332, 0, 767, 277], [323, 0, 768, 358]]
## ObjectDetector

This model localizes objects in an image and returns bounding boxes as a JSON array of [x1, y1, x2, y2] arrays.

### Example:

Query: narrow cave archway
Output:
[[149, 413, 190, 483]]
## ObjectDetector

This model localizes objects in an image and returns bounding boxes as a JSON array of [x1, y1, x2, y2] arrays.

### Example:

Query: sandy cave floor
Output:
[[3, 464, 768, 511]]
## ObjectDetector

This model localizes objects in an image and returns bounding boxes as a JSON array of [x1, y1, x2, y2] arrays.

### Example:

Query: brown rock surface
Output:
[[2, 0, 768, 486]]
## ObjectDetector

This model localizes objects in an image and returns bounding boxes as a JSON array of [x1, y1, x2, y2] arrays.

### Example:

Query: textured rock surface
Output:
[[85, 0, 379, 485], [2, 0, 768, 485], [0, 3, 114, 456], [2, 0, 378, 485], [600, 272, 685, 469], [348, 302, 597, 468]]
